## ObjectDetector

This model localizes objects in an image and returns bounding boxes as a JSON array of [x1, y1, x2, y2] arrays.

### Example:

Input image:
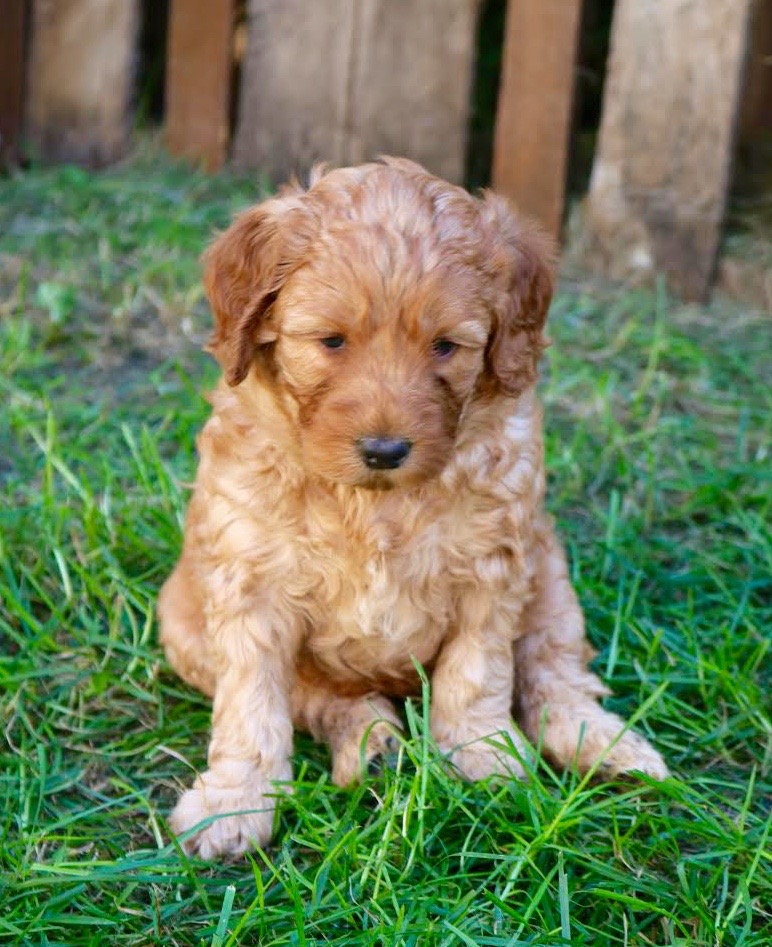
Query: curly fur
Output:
[[158, 158, 667, 859]]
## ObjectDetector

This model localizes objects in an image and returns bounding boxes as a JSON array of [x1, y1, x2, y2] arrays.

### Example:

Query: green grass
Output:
[[1, 152, 770, 946]]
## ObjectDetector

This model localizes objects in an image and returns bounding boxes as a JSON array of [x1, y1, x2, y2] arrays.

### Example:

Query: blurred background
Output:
[[2, 0, 770, 307], [2, 6, 770, 941]]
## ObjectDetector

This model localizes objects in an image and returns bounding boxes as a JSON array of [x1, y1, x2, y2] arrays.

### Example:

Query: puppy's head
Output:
[[205, 159, 554, 489]]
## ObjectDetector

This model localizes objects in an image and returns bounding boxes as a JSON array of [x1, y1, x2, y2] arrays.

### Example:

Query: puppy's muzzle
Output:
[[356, 436, 412, 470]]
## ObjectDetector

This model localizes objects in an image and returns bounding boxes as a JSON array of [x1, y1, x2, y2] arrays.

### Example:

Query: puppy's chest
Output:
[[309, 505, 453, 636], [297, 492, 513, 677], [302, 534, 448, 683]]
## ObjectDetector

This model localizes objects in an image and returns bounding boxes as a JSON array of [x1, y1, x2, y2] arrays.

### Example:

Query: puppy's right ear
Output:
[[480, 194, 556, 398], [204, 195, 309, 386]]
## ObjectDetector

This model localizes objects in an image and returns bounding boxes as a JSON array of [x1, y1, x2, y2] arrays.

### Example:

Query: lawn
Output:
[[1, 152, 770, 946]]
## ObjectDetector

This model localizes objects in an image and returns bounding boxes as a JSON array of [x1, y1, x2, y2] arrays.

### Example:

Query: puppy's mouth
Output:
[[301, 423, 452, 490], [359, 432, 450, 490], [353, 452, 450, 491], [358, 472, 399, 491], [315, 450, 443, 491]]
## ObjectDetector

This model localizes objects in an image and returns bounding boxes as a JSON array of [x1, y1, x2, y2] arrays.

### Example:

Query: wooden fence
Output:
[[1, 0, 770, 302]]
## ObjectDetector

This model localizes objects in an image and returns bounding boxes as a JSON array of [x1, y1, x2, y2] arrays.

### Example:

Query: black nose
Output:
[[357, 436, 412, 470]]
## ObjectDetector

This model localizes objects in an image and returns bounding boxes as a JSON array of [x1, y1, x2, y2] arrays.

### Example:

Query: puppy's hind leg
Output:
[[158, 557, 216, 698], [514, 517, 668, 780], [292, 667, 402, 786]]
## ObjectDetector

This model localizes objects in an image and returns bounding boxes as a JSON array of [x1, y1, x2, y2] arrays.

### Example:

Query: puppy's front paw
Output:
[[540, 704, 669, 781], [169, 762, 289, 859], [597, 728, 670, 781], [437, 724, 530, 781], [333, 720, 401, 786]]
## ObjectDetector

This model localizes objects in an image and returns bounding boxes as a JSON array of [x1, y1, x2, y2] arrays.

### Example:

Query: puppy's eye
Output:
[[432, 338, 457, 359], [320, 335, 346, 350]]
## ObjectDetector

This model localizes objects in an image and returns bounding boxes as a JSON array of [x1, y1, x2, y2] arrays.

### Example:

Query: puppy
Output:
[[159, 158, 668, 859]]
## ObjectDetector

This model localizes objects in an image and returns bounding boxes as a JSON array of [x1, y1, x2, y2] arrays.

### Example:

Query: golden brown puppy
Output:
[[159, 158, 668, 859]]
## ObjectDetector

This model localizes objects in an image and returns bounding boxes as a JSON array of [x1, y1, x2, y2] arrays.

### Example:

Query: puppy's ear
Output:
[[204, 194, 309, 386], [481, 194, 556, 397]]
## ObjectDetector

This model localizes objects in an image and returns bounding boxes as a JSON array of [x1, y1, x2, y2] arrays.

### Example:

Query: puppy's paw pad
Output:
[[169, 770, 277, 859]]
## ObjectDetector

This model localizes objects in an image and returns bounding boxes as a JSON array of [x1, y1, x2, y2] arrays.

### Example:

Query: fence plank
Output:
[[739, 0, 772, 141], [346, 0, 481, 184], [233, 0, 480, 184], [583, 0, 754, 301], [492, 0, 583, 238], [165, 0, 236, 171], [0, 0, 27, 166], [26, 0, 139, 166], [232, 0, 354, 181]]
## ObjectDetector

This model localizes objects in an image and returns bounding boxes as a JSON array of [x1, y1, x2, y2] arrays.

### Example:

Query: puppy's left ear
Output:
[[481, 194, 556, 397]]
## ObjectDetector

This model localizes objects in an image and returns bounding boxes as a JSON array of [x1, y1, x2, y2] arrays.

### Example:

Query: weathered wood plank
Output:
[[165, 0, 236, 171], [233, 0, 480, 184], [583, 0, 754, 301], [492, 0, 584, 238], [347, 0, 481, 184], [25, 0, 139, 167], [739, 0, 772, 141], [0, 0, 27, 166], [232, 0, 355, 181]]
